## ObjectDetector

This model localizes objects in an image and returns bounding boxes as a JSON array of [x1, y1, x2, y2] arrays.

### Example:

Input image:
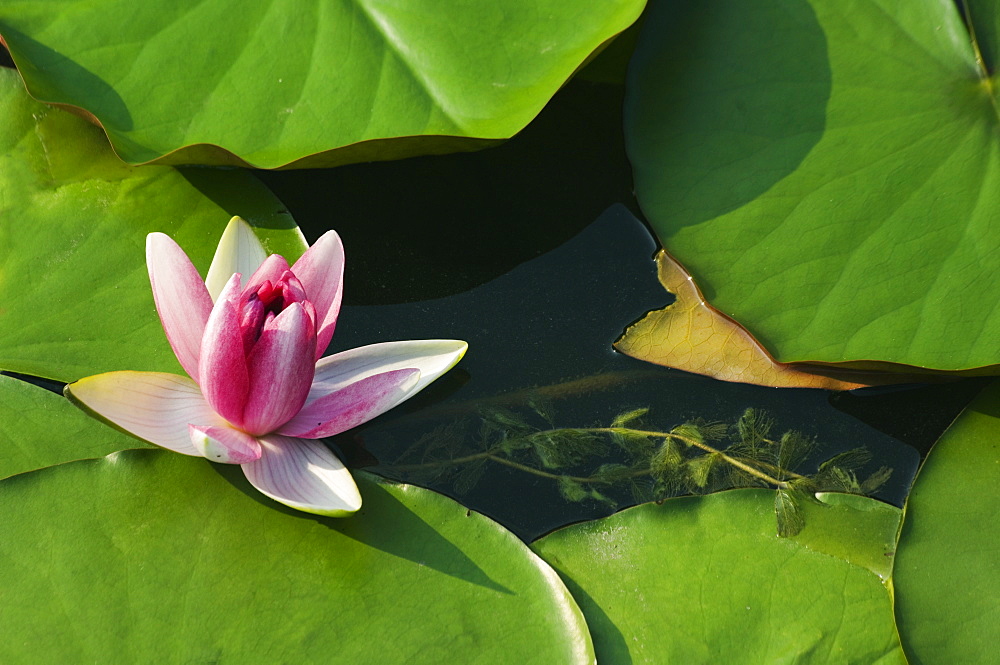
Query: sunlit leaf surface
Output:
[[894, 379, 1000, 663], [533, 490, 905, 664], [0, 450, 594, 664], [0, 67, 306, 382], [0, 0, 644, 168], [627, 0, 1000, 369]]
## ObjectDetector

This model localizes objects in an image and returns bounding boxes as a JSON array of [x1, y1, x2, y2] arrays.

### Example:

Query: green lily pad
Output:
[[893, 379, 1000, 663], [626, 0, 1000, 369], [0, 375, 150, 479], [0, 0, 644, 168], [533, 489, 905, 664], [0, 450, 594, 663], [0, 67, 307, 382]]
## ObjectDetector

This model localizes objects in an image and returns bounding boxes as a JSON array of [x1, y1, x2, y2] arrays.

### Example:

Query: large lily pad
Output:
[[533, 490, 905, 664], [893, 379, 1000, 663], [0, 374, 150, 479], [0, 0, 645, 168], [0, 67, 306, 382], [0, 450, 594, 663], [626, 0, 1000, 370]]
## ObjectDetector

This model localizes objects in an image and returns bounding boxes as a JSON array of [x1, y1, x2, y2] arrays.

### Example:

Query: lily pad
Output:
[[893, 379, 1000, 663], [0, 449, 594, 663], [532, 489, 905, 664], [0, 67, 306, 382], [0, 374, 150, 479], [0, 0, 645, 168], [626, 0, 1000, 369]]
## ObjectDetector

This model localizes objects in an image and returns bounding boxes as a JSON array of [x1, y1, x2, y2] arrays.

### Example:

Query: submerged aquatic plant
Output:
[[385, 405, 891, 536], [67, 217, 467, 516]]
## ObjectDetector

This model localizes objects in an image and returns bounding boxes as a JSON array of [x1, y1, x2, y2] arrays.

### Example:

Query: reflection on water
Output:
[[323, 207, 960, 541]]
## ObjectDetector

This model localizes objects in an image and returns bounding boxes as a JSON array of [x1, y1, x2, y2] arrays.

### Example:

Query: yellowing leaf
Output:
[[615, 251, 937, 389]]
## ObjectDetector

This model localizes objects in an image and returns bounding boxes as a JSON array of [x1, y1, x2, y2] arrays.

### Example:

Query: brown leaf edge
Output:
[[614, 250, 995, 390]]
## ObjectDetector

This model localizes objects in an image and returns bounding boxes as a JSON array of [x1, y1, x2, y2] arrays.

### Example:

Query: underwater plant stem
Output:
[[387, 451, 608, 484], [484, 455, 602, 483], [595, 427, 791, 488], [752, 457, 807, 482], [387, 424, 798, 489]]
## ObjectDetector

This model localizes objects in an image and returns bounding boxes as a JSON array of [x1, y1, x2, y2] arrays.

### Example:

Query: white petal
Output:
[[205, 216, 268, 301], [309, 340, 468, 412], [66, 372, 227, 456], [241, 435, 362, 516], [189, 425, 262, 464]]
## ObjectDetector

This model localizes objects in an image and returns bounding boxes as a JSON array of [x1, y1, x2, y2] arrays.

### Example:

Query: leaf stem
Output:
[[386, 424, 802, 489], [388, 451, 608, 483], [596, 427, 790, 488]]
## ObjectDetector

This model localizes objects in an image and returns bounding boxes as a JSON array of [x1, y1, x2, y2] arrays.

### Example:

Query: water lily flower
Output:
[[66, 217, 467, 516]]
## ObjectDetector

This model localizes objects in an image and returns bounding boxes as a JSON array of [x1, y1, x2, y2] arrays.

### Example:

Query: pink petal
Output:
[[146, 233, 214, 381], [239, 296, 266, 353], [242, 303, 317, 435], [277, 368, 420, 438], [199, 273, 250, 427], [278, 271, 308, 306], [307, 340, 468, 412], [241, 435, 362, 516], [65, 371, 226, 456], [290, 230, 344, 359], [243, 254, 290, 300], [189, 425, 262, 464], [204, 216, 268, 301]]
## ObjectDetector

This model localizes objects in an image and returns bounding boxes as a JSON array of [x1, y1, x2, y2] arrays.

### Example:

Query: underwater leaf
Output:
[[533, 489, 904, 664], [0, 375, 151, 479], [480, 406, 535, 440], [669, 421, 704, 445], [819, 448, 873, 472], [777, 430, 816, 473], [816, 467, 863, 494], [608, 428, 656, 460], [0, 68, 306, 382], [626, 0, 1000, 370], [558, 476, 589, 503], [894, 379, 1000, 663], [736, 408, 774, 448], [628, 477, 655, 504], [860, 466, 893, 495], [609, 407, 649, 428], [591, 462, 633, 483], [774, 487, 805, 537], [648, 437, 683, 480], [529, 429, 605, 470], [615, 251, 932, 388], [451, 457, 487, 495], [685, 451, 720, 490], [0, 450, 594, 664], [814, 448, 875, 493], [0, 0, 644, 168]]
